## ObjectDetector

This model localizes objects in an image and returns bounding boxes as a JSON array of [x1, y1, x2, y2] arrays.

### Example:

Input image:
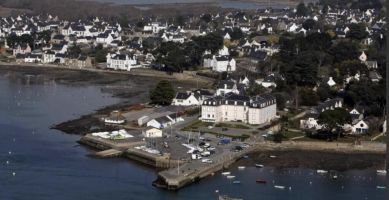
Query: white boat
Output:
[[274, 185, 285, 189], [376, 170, 387, 175], [377, 186, 386, 189], [226, 175, 236, 179], [232, 180, 241, 184], [238, 166, 245, 170], [221, 172, 231, 176], [269, 155, 277, 158], [317, 170, 328, 174], [255, 164, 264, 168]]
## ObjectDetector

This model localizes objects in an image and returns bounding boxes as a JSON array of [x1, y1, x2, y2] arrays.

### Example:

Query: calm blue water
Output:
[[0, 72, 386, 200]]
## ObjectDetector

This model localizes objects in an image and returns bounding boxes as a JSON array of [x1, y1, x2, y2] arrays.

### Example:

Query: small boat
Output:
[[376, 170, 387, 175], [317, 170, 328, 174], [226, 175, 236, 179], [222, 172, 231, 176], [243, 155, 249, 159], [269, 155, 277, 158], [377, 186, 386, 189], [255, 164, 264, 168], [256, 179, 267, 184], [332, 175, 338, 180], [274, 185, 285, 189], [233, 180, 241, 184], [238, 166, 246, 170]]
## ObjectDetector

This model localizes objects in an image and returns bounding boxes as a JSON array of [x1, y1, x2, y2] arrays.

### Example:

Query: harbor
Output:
[[78, 128, 386, 191]]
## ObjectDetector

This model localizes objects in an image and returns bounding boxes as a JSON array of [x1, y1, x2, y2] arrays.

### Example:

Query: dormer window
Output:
[[234, 101, 237, 105]]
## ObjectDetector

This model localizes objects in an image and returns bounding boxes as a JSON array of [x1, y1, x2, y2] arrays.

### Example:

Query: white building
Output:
[[201, 93, 277, 125], [216, 80, 240, 96], [106, 53, 138, 71], [350, 119, 369, 134], [327, 77, 336, 87], [142, 127, 163, 138], [203, 55, 236, 72], [42, 50, 56, 63], [172, 91, 201, 106]]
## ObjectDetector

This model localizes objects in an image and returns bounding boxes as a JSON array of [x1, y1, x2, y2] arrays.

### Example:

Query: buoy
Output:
[[309, 181, 312, 185], [12, 172, 16, 176], [6, 160, 9, 165], [289, 186, 292, 190], [8, 151, 12, 155]]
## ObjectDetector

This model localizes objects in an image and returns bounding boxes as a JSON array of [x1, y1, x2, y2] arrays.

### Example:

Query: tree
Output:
[[302, 19, 316, 30], [149, 80, 175, 105], [296, 2, 309, 17], [318, 108, 351, 140], [228, 27, 244, 41], [330, 41, 360, 63], [175, 15, 185, 26], [346, 23, 368, 40], [246, 83, 266, 96], [68, 45, 82, 57], [336, 60, 368, 77], [37, 30, 52, 43], [200, 14, 212, 23], [299, 88, 320, 106], [95, 48, 108, 63]]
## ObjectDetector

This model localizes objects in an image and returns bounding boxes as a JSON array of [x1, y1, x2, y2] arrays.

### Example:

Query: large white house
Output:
[[106, 53, 138, 71], [203, 55, 236, 72], [201, 93, 277, 125]]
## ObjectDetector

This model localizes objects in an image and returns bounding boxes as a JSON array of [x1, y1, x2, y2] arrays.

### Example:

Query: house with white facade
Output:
[[142, 127, 163, 138], [42, 50, 56, 63], [171, 91, 201, 106], [216, 80, 240, 96], [106, 53, 138, 71], [201, 93, 277, 125], [203, 55, 236, 72], [13, 44, 31, 56]]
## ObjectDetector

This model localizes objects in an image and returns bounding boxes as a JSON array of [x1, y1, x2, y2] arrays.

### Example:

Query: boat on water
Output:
[[238, 166, 246, 170], [377, 186, 386, 189], [332, 175, 338, 180], [226, 175, 236, 179], [222, 172, 231, 175], [269, 155, 277, 158], [256, 179, 267, 184], [317, 169, 328, 174], [233, 180, 241, 184], [376, 170, 387, 175], [255, 164, 264, 168], [218, 195, 243, 200], [274, 185, 285, 189]]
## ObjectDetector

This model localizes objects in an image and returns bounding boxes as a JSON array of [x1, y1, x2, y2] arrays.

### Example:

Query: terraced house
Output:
[[201, 93, 276, 125]]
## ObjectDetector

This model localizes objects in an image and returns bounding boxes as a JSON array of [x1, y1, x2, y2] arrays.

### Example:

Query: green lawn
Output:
[[215, 123, 251, 129]]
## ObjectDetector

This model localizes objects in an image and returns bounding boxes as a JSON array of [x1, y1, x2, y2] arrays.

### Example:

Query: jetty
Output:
[[154, 147, 254, 190]]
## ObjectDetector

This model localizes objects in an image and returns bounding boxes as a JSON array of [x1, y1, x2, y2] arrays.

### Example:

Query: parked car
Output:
[[201, 151, 211, 157], [191, 154, 202, 160], [201, 158, 213, 163]]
